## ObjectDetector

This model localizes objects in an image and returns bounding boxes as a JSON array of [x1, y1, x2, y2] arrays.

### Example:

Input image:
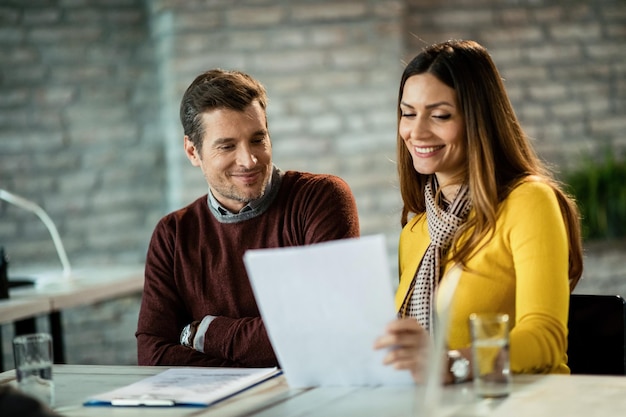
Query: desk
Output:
[[2, 365, 626, 416], [0, 266, 144, 370]]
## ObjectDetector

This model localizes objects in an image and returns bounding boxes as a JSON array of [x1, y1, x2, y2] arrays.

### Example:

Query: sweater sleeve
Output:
[[506, 182, 570, 373], [136, 219, 278, 367], [136, 220, 223, 366]]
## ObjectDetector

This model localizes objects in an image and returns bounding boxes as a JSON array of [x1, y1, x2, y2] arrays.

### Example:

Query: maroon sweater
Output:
[[136, 170, 360, 367]]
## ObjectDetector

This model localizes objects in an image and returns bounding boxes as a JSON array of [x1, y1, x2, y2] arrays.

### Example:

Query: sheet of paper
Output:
[[244, 234, 414, 387], [83, 367, 280, 407]]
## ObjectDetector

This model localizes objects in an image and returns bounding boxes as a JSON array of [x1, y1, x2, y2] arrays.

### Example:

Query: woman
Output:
[[374, 40, 583, 384]]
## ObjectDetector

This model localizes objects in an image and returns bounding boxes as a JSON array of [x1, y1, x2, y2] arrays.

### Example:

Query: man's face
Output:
[[184, 100, 273, 213]]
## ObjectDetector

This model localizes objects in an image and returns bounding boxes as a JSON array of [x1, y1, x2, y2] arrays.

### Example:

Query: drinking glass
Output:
[[469, 313, 511, 398], [13, 333, 55, 406]]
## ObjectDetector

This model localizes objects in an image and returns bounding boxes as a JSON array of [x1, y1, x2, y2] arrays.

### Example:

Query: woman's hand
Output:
[[373, 318, 431, 383]]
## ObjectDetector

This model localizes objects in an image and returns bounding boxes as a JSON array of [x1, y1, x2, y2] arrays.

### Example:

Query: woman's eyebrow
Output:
[[400, 100, 454, 109], [425, 101, 454, 109]]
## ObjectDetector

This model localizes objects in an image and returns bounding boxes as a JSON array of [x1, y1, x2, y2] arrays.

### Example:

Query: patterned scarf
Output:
[[400, 176, 472, 332]]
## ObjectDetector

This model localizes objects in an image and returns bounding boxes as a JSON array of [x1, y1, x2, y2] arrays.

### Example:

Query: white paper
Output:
[[244, 234, 414, 387], [84, 367, 280, 407]]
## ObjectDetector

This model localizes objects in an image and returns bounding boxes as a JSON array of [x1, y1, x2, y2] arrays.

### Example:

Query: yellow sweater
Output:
[[395, 180, 570, 374]]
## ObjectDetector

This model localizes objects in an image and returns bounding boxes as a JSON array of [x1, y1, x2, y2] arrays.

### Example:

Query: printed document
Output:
[[244, 234, 414, 387]]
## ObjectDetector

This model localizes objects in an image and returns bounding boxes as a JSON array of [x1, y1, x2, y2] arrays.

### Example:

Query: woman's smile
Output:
[[414, 145, 445, 156]]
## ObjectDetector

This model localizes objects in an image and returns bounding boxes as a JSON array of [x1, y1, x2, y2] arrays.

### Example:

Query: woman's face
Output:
[[399, 73, 466, 186]]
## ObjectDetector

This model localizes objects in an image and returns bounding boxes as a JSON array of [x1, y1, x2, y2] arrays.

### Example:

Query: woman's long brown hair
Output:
[[396, 40, 583, 290]]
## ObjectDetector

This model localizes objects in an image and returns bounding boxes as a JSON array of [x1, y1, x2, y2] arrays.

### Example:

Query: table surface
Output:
[[2, 365, 626, 417], [0, 265, 144, 324]]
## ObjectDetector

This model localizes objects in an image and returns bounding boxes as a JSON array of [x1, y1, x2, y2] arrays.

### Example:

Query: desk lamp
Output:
[[0, 189, 72, 281]]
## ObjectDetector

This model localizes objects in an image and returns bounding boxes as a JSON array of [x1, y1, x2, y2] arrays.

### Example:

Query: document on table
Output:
[[244, 234, 414, 387], [83, 367, 281, 407]]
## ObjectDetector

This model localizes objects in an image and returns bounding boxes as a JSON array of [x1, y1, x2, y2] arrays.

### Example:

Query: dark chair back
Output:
[[567, 294, 626, 375]]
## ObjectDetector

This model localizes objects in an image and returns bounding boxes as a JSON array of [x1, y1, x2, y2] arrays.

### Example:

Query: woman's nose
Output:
[[410, 117, 430, 140]]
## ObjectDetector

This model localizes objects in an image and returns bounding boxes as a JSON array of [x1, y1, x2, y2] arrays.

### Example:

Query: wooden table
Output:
[[0, 266, 144, 370], [2, 365, 626, 416]]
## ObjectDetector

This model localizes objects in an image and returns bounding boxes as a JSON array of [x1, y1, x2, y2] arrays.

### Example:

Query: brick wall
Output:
[[0, 0, 165, 268], [1, 0, 624, 367]]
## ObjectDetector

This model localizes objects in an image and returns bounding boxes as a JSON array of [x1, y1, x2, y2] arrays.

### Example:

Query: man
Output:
[[136, 69, 360, 367]]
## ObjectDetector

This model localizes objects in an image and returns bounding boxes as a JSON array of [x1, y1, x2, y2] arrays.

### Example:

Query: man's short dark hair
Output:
[[179, 69, 268, 151]]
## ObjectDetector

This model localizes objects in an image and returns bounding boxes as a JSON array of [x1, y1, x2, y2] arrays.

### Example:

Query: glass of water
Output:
[[12, 333, 55, 406], [469, 313, 511, 399]]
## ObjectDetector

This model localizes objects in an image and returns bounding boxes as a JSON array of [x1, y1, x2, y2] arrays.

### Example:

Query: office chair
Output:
[[567, 294, 626, 375]]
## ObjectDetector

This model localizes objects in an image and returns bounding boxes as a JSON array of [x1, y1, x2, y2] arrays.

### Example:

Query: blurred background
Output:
[[1, 0, 625, 365]]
